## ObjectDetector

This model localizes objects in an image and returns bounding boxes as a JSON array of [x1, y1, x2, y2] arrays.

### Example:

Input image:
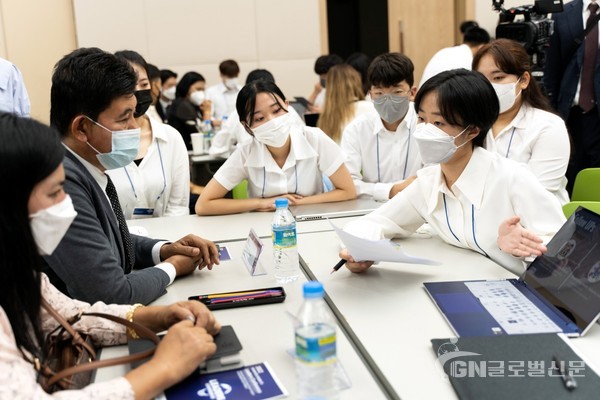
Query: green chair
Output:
[[571, 168, 600, 201], [232, 179, 248, 199], [562, 201, 600, 218]]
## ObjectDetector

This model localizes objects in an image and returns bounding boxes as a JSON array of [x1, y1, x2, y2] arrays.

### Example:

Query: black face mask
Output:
[[134, 89, 152, 118]]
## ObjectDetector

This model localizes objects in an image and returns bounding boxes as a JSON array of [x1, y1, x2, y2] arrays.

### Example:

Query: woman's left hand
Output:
[[497, 216, 547, 258], [134, 301, 221, 335]]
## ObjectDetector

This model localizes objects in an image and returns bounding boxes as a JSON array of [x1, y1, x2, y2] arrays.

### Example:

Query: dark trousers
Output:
[[565, 106, 600, 194]]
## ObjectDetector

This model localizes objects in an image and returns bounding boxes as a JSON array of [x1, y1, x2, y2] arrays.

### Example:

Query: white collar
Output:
[[244, 125, 317, 172], [371, 103, 417, 136], [64, 144, 108, 190], [148, 115, 170, 143]]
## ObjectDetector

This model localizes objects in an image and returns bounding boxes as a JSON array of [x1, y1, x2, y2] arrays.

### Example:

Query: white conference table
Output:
[[127, 211, 360, 243], [297, 230, 600, 399], [95, 239, 386, 399]]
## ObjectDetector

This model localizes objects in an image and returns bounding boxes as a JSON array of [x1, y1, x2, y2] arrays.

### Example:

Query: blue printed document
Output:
[[161, 362, 287, 400]]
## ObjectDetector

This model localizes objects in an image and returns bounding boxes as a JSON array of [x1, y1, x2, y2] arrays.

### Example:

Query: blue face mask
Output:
[[85, 116, 140, 170]]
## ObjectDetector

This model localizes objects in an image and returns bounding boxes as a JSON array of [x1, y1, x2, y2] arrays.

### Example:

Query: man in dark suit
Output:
[[44, 48, 219, 305], [544, 0, 600, 194]]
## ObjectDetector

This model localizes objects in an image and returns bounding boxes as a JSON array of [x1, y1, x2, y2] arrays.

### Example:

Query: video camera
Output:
[[493, 0, 563, 75]]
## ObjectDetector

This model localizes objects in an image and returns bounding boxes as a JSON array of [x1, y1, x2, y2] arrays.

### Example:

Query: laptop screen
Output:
[[523, 207, 600, 332]]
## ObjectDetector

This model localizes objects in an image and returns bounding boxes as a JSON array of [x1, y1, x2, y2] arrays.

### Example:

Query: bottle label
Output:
[[295, 328, 336, 365], [272, 226, 297, 248]]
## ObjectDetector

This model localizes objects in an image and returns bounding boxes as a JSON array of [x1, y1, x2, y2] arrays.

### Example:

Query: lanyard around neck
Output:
[[442, 193, 489, 258], [505, 127, 516, 158], [124, 140, 167, 201], [376, 124, 411, 182], [262, 164, 298, 198]]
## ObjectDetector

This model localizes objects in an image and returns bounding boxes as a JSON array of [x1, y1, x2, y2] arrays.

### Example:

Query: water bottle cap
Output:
[[275, 198, 288, 208], [303, 281, 324, 298]]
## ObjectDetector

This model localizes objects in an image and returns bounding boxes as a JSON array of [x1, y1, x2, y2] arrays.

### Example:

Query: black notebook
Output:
[[431, 334, 600, 400]]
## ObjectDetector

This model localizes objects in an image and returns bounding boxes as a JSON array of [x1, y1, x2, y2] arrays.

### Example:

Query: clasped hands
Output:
[[160, 234, 220, 276]]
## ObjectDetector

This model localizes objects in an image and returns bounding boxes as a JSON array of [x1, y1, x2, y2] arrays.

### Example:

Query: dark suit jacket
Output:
[[43, 151, 170, 304], [544, 0, 600, 118], [156, 100, 168, 123]]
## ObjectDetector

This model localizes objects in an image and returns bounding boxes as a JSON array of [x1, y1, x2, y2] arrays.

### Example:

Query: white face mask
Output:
[[491, 78, 522, 113], [162, 86, 176, 101], [251, 112, 291, 148], [29, 195, 77, 255], [414, 123, 471, 164], [190, 90, 205, 106], [224, 78, 238, 90]]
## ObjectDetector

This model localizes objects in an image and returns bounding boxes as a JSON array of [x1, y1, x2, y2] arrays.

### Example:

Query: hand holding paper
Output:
[[330, 220, 438, 265]]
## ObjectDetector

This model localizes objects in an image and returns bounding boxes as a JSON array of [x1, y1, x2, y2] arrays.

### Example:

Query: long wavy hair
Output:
[[318, 64, 364, 143], [0, 112, 65, 359]]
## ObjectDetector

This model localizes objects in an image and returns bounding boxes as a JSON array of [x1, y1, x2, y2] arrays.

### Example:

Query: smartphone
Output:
[[188, 286, 286, 310]]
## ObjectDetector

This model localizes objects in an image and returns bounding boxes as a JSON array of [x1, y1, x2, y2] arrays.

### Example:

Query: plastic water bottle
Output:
[[295, 281, 338, 400], [201, 119, 213, 153], [272, 198, 300, 283]]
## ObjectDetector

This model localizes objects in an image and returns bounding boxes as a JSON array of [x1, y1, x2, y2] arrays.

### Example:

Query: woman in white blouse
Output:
[[473, 39, 570, 205], [341, 69, 566, 276], [108, 51, 190, 219], [0, 113, 219, 399], [196, 80, 356, 215]]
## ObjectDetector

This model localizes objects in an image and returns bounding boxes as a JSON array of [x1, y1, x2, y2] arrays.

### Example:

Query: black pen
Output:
[[553, 355, 577, 391], [330, 259, 347, 274]]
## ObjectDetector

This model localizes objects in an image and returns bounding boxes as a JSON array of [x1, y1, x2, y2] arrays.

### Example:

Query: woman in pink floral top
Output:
[[0, 113, 221, 399]]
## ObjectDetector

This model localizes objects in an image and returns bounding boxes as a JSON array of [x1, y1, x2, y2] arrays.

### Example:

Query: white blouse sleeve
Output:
[[164, 127, 191, 217]]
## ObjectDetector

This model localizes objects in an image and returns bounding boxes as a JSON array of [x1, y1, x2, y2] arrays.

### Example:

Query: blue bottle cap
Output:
[[275, 198, 288, 208], [303, 281, 324, 298]]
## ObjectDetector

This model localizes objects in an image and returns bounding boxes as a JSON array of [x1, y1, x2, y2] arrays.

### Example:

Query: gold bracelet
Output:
[[126, 303, 144, 339]]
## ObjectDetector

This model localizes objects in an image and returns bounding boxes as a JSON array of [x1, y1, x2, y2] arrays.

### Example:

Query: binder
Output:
[[431, 334, 600, 400]]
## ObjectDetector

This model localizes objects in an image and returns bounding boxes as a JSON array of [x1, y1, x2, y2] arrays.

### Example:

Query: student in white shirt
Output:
[[209, 69, 304, 158], [473, 39, 570, 205], [340, 69, 566, 276], [205, 59, 241, 122], [196, 80, 356, 215], [419, 27, 490, 88], [341, 53, 423, 201], [108, 51, 190, 218]]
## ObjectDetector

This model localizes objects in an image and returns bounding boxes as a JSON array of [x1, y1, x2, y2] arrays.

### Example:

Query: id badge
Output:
[[132, 207, 154, 219]]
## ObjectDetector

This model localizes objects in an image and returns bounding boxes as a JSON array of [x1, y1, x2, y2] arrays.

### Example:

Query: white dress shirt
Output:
[[344, 147, 566, 275], [209, 106, 305, 158], [205, 82, 241, 120], [341, 105, 423, 201], [485, 103, 570, 205], [107, 117, 190, 219], [214, 125, 345, 198], [0, 57, 30, 117], [65, 145, 176, 284], [419, 44, 473, 88]]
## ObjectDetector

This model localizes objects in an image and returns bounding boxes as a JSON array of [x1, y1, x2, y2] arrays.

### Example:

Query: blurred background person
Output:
[[145, 63, 162, 122], [307, 54, 343, 113], [157, 69, 177, 123], [206, 59, 241, 123], [0, 56, 30, 117], [318, 64, 374, 144], [346, 52, 372, 97]]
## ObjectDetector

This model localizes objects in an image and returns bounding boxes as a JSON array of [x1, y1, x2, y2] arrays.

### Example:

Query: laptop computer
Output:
[[424, 206, 600, 337], [290, 197, 382, 222]]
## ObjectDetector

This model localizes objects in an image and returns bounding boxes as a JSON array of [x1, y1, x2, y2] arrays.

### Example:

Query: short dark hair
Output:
[[245, 69, 275, 84], [160, 69, 177, 83], [0, 112, 65, 359], [50, 47, 137, 137], [175, 71, 205, 99], [236, 80, 287, 130], [147, 63, 161, 82], [463, 27, 490, 46], [219, 60, 240, 77], [314, 54, 343, 75], [346, 52, 372, 95], [460, 20, 479, 34], [414, 69, 499, 148], [368, 52, 414, 88], [115, 49, 149, 79]]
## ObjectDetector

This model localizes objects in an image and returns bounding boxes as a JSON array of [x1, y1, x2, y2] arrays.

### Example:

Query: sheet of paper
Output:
[[330, 220, 439, 265]]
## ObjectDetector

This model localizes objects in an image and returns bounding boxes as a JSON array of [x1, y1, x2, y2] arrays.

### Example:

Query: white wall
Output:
[[73, 0, 322, 99]]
